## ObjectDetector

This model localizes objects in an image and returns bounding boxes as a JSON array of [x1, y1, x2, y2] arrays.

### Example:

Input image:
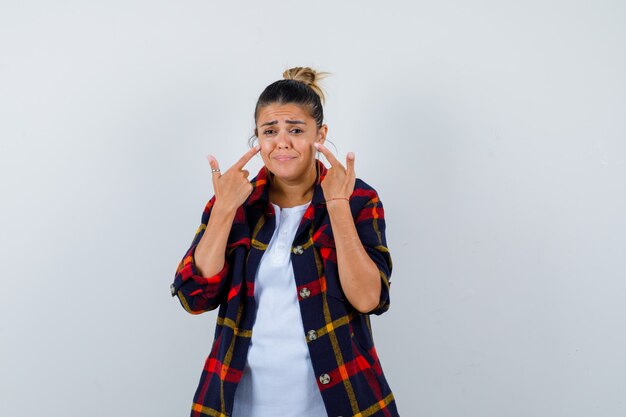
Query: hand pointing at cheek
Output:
[[207, 144, 261, 213], [314, 142, 356, 203]]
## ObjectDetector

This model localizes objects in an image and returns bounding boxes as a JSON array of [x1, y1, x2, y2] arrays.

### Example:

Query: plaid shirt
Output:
[[171, 159, 399, 417]]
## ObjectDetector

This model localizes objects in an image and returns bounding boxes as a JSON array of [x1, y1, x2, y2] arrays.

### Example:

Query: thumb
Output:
[[207, 155, 221, 175], [207, 155, 222, 195]]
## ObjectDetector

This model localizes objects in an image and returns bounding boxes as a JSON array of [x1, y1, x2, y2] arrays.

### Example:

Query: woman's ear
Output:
[[317, 124, 328, 145]]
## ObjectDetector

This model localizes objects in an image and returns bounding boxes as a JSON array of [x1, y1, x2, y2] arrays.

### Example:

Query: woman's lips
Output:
[[274, 156, 296, 162]]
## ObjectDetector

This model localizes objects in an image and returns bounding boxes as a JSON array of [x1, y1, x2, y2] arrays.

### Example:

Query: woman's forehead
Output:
[[257, 103, 313, 123]]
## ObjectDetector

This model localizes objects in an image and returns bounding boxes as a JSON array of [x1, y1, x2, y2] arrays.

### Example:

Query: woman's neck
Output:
[[268, 166, 316, 208]]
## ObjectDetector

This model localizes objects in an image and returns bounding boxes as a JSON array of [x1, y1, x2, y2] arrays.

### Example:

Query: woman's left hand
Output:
[[314, 142, 356, 201]]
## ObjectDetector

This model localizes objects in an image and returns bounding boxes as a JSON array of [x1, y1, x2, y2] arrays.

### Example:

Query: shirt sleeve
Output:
[[170, 195, 232, 314], [354, 186, 393, 315]]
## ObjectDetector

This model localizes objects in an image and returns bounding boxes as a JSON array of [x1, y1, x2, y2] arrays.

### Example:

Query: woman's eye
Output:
[[262, 128, 302, 135]]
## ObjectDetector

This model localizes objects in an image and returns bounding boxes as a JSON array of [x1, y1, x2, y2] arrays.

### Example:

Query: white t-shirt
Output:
[[232, 200, 327, 417]]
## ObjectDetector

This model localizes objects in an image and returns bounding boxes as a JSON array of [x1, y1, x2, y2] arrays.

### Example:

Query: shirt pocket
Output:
[[313, 249, 346, 302], [313, 222, 349, 302], [313, 234, 345, 301]]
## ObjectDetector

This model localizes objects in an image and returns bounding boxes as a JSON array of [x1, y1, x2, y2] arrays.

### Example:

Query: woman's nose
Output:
[[276, 130, 291, 148]]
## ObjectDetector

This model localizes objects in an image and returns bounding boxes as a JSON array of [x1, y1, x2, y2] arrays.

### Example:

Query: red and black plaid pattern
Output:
[[171, 159, 398, 417]]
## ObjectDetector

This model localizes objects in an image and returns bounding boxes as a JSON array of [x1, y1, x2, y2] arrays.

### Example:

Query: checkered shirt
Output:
[[171, 159, 399, 417]]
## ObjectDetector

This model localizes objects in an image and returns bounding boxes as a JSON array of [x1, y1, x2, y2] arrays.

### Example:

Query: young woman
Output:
[[171, 67, 399, 417]]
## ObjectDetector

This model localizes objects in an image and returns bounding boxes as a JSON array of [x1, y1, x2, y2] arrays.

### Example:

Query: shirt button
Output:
[[319, 373, 331, 385], [299, 287, 311, 299], [170, 283, 176, 296], [292, 245, 304, 254], [307, 330, 318, 341]]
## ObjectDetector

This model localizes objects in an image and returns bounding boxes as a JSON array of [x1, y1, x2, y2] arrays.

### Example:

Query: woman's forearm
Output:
[[194, 202, 237, 278], [326, 200, 381, 313]]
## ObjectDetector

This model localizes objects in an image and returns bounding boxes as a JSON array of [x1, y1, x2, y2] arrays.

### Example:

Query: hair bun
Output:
[[282, 66, 330, 104]]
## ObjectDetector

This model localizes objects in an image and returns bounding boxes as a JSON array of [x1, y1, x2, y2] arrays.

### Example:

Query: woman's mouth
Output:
[[274, 156, 296, 162]]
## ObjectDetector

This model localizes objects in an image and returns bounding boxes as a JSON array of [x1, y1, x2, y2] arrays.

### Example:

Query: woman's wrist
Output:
[[325, 198, 351, 216], [212, 200, 238, 218]]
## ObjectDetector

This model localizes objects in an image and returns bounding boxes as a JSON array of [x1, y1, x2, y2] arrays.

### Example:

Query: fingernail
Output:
[[348, 152, 354, 159], [314, 143, 319, 148]]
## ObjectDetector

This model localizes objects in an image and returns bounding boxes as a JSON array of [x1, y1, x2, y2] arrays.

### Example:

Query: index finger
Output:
[[315, 142, 343, 168], [232, 144, 261, 170]]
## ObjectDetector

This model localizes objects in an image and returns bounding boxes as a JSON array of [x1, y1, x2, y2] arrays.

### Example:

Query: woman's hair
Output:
[[252, 66, 330, 140]]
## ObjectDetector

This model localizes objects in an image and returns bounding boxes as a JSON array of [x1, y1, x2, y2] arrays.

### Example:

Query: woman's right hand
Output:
[[207, 144, 261, 214]]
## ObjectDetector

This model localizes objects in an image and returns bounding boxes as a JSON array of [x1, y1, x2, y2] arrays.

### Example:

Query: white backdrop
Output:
[[1, 1, 625, 416]]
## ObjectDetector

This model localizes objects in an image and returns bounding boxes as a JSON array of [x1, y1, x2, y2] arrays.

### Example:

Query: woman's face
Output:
[[256, 103, 327, 184]]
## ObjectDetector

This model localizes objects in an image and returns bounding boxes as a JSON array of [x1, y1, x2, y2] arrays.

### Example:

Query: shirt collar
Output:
[[244, 158, 328, 208]]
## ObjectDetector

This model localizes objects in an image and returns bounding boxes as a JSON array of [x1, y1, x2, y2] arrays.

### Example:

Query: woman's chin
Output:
[[269, 162, 295, 174], [269, 166, 302, 182]]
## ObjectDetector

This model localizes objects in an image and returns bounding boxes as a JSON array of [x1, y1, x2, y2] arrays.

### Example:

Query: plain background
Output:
[[1, 1, 625, 416]]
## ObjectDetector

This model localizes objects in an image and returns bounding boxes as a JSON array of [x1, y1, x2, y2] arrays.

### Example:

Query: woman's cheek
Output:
[[260, 148, 270, 163]]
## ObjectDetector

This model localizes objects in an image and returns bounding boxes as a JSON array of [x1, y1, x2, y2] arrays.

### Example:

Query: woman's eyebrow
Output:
[[260, 120, 306, 127]]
